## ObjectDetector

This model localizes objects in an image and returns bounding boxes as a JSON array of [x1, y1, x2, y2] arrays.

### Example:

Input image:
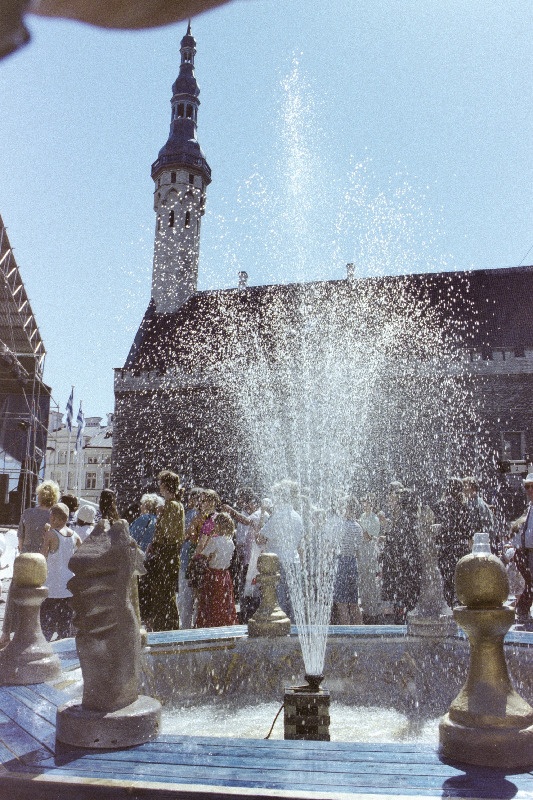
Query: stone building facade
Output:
[[112, 26, 533, 513], [45, 412, 113, 504]]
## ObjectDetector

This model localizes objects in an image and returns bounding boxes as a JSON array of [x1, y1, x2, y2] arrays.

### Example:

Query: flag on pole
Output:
[[75, 402, 85, 454], [66, 388, 74, 432]]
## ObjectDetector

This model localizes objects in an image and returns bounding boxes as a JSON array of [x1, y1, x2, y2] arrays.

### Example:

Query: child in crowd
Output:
[[194, 511, 238, 628], [71, 504, 96, 543], [40, 502, 82, 640]]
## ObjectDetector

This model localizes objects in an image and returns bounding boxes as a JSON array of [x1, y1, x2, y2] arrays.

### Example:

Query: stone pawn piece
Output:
[[248, 553, 290, 637], [407, 523, 456, 638], [439, 533, 533, 770], [0, 553, 61, 685]]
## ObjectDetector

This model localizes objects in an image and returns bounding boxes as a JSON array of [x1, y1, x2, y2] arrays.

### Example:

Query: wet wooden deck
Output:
[[1, 629, 533, 799]]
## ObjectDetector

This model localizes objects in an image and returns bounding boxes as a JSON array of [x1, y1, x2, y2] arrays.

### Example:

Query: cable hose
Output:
[[264, 702, 284, 739]]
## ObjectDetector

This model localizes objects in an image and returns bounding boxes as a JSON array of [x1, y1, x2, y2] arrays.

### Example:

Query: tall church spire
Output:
[[150, 24, 211, 313]]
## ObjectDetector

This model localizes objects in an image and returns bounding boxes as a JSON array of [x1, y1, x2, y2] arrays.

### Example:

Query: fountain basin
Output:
[[139, 625, 533, 741], [1, 626, 533, 799]]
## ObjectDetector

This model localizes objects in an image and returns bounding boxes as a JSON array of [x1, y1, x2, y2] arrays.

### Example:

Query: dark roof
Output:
[[123, 265, 533, 374]]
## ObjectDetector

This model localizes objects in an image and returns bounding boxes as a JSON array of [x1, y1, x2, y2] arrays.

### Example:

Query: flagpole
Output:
[[74, 401, 85, 497], [64, 386, 74, 494]]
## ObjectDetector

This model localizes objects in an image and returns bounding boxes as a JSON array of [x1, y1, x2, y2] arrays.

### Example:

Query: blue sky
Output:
[[0, 0, 531, 420]]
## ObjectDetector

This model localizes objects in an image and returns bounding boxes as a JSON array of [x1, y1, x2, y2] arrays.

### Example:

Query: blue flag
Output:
[[75, 403, 85, 454], [66, 388, 74, 432]]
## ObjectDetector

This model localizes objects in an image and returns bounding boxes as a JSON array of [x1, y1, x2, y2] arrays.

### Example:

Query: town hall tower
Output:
[[151, 23, 211, 312]]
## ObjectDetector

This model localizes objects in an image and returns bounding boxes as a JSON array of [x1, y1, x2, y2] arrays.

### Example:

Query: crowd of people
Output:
[[0, 466, 531, 646]]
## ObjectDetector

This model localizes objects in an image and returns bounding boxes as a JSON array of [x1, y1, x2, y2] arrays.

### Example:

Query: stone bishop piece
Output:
[[56, 518, 161, 748], [439, 532, 533, 770]]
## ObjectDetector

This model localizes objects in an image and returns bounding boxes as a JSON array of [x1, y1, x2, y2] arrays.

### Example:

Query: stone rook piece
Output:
[[0, 553, 61, 685], [248, 553, 291, 637], [439, 532, 533, 769], [407, 523, 455, 638], [56, 519, 161, 748]]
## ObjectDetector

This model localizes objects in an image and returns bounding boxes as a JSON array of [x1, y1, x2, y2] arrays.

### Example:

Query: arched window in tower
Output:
[[185, 211, 191, 228], [171, 172, 176, 183], [169, 209, 175, 227], [196, 219, 200, 235], [178, 103, 185, 117], [157, 217, 161, 231], [186, 105, 193, 119]]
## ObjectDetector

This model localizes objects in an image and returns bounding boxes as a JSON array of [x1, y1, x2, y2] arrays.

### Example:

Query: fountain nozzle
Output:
[[303, 673, 324, 693]]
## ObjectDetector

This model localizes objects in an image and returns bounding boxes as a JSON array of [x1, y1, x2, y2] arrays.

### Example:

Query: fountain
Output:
[[141, 62, 493, 742]]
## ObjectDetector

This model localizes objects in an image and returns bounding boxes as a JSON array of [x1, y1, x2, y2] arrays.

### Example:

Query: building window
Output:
[[103, 472, 111, 489], [196, 219, 200, 235], [189, 174, 194, 185], [171, 172, 176, 183], [67, 473, 74, 490], [169, 209, 175, 227], [185, 211, 190, 228], [58, 450, 67, 464], [178, 103, 184, 117], [103, 455, 111, 465], [85, 472, 97, 490], [186, 104, 193, 118], [502, 432, 525, 461], [86, 455, 98, 465]]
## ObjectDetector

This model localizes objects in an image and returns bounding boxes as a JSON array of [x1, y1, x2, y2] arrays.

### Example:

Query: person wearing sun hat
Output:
[[71, 505, 96, 543], [511, 472, 533, 625]]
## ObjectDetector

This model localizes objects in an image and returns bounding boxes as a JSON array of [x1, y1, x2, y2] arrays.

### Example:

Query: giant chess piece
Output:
[[407, 522, 455, 638], [439, 532, 533, 769], [56, 518, 161, 748], [0, 553, 61, 685], [248, 553, 291, 637]]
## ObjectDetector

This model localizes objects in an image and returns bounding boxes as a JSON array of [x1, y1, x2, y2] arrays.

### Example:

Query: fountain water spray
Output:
[[209, 64, 486, 705]]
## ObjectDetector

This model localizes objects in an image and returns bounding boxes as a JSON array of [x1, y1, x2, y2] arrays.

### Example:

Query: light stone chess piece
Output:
[[248, 552, 291, 637], [0, 553, 61, 685], [439, 532, 533, 769], [56, 518, 161, 748], [407, 522, 456, 638]]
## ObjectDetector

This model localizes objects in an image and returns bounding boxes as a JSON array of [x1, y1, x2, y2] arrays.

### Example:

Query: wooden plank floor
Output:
[[0, 630, 532, 799]]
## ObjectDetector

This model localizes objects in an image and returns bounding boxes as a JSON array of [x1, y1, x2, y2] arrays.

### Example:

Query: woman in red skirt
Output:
[[195, 512, 238, 628]]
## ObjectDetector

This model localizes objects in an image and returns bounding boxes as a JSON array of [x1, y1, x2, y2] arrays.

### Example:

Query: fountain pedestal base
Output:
[[439, 714, 533, 771], [56, 695, 162, 749], [284, 685, 330, 741]]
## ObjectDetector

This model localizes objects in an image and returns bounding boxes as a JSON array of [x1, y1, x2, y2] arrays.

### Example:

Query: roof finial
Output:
[[186, 18, 191, 36]]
